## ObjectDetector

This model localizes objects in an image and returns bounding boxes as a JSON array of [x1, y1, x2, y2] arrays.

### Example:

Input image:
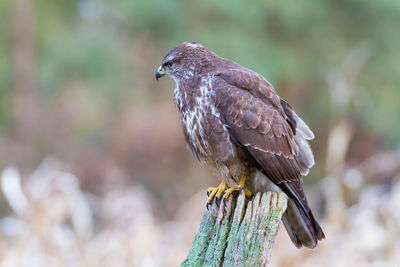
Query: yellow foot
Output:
[[207, 181, 228, 209], [206, 174, 253, 209]]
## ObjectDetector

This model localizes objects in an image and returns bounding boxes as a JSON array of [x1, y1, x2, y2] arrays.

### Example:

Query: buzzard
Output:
[[156, 41, 325, 248]]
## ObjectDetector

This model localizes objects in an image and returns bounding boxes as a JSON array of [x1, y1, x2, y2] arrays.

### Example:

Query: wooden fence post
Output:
[[181, 191, 287, 267]]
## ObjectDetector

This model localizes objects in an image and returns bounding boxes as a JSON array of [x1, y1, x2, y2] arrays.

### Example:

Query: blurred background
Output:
[[0, 0, 400, 266]]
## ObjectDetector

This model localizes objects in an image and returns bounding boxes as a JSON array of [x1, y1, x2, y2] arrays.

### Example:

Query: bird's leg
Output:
[[222, 173, 252, 204], [206, 181, 228, 208]]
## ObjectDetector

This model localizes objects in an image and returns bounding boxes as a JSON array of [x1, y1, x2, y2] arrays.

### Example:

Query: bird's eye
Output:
[[163, 61, 173, 68]]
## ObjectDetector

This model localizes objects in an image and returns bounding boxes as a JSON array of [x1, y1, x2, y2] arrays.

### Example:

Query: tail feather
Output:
[[280, 181, 325, 248], [282, 198, 325, 248]]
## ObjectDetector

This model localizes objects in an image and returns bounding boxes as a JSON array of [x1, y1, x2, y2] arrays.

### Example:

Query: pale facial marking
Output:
[[164, 55, 175, 63]]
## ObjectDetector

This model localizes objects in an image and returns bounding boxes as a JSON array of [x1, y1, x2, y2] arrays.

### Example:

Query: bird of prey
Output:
[[156, 41, 325, 248]]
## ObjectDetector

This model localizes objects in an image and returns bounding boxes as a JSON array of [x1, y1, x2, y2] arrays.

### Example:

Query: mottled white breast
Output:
[[173, 77, 214, 161], [172, 75, 247, 185]]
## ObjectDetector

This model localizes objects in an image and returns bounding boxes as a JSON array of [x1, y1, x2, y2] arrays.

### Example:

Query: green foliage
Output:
[[1, 0, 399, 147], [0, 1, 14, 129]]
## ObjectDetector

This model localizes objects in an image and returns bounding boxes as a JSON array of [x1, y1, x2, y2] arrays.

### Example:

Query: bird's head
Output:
[[155, 41, 216, 82]]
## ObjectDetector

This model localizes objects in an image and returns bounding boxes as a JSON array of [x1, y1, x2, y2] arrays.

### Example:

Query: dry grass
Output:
[[0, 154, 399, 267]]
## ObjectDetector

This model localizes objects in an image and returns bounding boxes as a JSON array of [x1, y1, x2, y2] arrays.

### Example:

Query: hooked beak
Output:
[[155, 66, 170, 80]]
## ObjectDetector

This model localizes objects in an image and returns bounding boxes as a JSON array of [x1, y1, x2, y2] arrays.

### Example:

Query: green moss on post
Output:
[[181, 191, 287, 267]]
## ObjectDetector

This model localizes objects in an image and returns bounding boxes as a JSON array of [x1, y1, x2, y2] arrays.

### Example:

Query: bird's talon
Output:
[[205, 178, 252, 209], [206, 181, 228, 208], [244, 188, 253, 198]]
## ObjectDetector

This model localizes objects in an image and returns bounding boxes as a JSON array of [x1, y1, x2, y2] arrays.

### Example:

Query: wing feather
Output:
[[215, 68, 313, 183]]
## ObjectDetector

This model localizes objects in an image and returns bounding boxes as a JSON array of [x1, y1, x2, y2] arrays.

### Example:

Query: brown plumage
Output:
[[156, 41, 325, 248]]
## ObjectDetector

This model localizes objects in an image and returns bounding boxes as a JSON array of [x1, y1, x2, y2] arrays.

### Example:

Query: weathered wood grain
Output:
[[181, 191, 287, 267]]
